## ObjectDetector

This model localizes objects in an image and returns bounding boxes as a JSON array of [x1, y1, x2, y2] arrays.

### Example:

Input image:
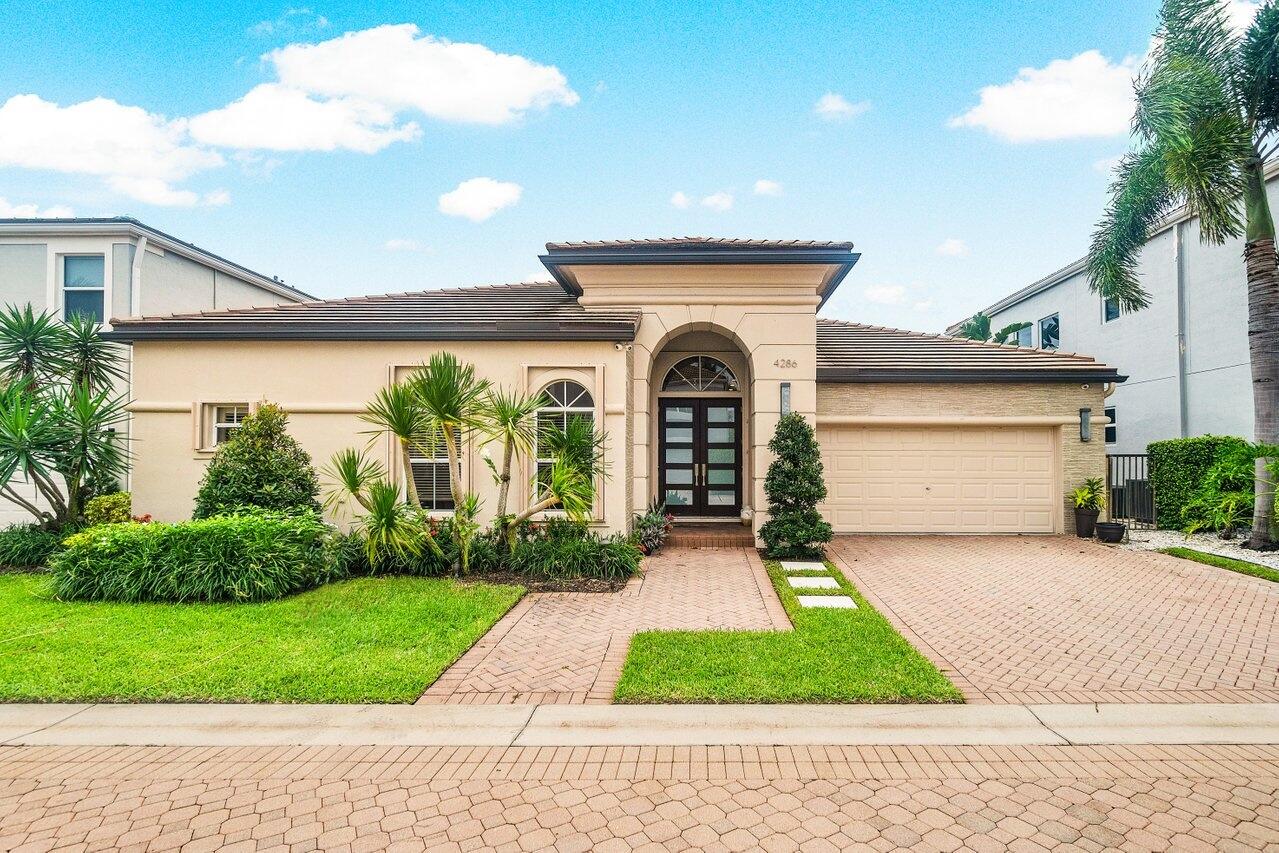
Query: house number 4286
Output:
[[773, 358, 797, 369]]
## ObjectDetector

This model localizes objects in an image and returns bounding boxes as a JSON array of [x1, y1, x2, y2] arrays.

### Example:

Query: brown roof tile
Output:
[[816, 318, 1125, 382]]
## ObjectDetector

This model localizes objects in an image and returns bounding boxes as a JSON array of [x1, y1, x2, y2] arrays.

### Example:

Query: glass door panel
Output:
[[658, 398, 742, 516]]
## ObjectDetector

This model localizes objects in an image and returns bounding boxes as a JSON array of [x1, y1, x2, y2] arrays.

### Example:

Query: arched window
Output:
[[536, 380, 595, 495], [662, 356, 739, 392]]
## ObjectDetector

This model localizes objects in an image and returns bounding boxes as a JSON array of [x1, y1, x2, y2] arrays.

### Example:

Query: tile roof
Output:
[[105, 282, 639, 342], [816, 318, 1125, 383], [545, 237, 857, 251]]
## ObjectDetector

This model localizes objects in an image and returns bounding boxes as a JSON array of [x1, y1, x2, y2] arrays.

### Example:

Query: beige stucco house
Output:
[[108, 238, 1125, 536]]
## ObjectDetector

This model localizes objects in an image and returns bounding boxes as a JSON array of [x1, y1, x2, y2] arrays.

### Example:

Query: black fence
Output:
[[1106, 454, 1156, 529]]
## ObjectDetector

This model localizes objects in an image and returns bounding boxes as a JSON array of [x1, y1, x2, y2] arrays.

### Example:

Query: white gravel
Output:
[[1120, 528, 1279, 570]]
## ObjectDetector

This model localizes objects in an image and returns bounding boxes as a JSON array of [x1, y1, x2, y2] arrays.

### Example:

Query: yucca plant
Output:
[[360, 382, 429, 507], [478, 387, 544, 520], [405, 352, 492, 508]]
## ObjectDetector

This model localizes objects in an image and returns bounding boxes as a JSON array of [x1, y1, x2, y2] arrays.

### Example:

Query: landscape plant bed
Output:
[[465, 571, 630, 593], [614, 557, 961, 704], [1159, 547, 1279, 584], [0, 574, 522, 703]]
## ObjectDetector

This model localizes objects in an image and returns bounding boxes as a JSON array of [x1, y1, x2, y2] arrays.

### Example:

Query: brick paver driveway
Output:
[[419, 547, 789, 705], [4, 743, 1279, 851], [831, 536, 1279, 705]]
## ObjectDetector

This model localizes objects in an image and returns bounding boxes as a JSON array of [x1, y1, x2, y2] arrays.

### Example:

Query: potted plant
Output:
[[1094, 520, 1127, 543], [1071, 477, 1106, 539]]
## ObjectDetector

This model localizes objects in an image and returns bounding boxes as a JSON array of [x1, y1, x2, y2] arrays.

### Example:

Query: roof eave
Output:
[[103, 319, 639, 344], [816, 368, 1127, 384]]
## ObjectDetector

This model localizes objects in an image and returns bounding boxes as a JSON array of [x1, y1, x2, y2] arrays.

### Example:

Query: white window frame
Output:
[[409, 428, 459, 513], [534, 380, 596, 504], [208, 404, 250, 448], [60, 253, 106, 323], [1038, 312, 1060, 350], [1102, 295, 1122, 323], [1104, 406, 1117, 445]]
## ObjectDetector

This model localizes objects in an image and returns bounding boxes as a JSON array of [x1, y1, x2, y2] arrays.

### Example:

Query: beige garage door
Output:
[[817, 424, 1058, 533]]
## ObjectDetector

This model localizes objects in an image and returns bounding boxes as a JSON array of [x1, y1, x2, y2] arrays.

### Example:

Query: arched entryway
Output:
[[650, 330, 751, 519]]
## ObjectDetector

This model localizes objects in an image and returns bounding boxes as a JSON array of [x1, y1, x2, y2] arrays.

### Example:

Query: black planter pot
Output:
[[1095, 522, 1126, 544], [1074, 508, 1100, 539]]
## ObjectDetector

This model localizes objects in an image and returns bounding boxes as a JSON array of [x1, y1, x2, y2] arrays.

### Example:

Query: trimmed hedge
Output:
[[1148, 435, 1250, 529], [0, 525, 66, 569], [507, 533, 641, 580], [50, 513, 334, 603]]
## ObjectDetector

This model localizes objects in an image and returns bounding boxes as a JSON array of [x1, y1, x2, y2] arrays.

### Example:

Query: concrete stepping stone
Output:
[[787, 576, 839, 590], [797, 595, 857, 609], [780, 560, 827, 573]]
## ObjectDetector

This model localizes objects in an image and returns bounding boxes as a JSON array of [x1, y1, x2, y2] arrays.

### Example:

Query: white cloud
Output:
[[249, 7, 330, 38], [814, 92, 870, 121], [864, 284, 907, 305], [753, 179, 783, 196], [0, 197, 74, 218], [0, 95, 223, 206], [913, 299, 935, 312], [268, 24, 578, 125], [935, 238, 969, 257], [670, 191, 691, 209], [438, 177, 522, 222], [949, 50, 1137, 142], [701, 191, 733, 212], [189, 83, 420, 152], [383, 238, 423, 251]]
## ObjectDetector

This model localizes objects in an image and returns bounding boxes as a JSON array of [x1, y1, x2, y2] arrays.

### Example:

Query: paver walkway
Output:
[[3, 742, 1278, 850], [419, 547, 789, 705], [831, 535, 1279, 705]]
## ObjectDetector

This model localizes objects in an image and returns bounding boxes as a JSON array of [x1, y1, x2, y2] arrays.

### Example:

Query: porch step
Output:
[[667, 522, 756, 549]]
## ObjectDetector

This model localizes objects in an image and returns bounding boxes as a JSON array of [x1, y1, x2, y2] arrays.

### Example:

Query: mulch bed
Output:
[[457, 571, 631, 593]]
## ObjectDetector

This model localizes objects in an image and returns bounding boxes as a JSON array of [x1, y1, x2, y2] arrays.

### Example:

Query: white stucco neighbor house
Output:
[[948, 169, 1279, 457], [0, 217, 312, 525], [106, 238, 1125, 538]]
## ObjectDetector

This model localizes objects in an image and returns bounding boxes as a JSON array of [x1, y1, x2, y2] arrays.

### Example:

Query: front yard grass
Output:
[[614, 558, 961, 704], [0, 574, 522, 703], [1160, 546, 1279, 584]]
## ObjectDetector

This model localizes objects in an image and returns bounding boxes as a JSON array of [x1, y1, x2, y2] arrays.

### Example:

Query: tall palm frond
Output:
[[360, 382, 428, 506], [322, 447, 386, 514], [0, 305, 65, 388], [479, 387, 545, 519], [60, 314, 127, 391], [405, 352, 492, 507]]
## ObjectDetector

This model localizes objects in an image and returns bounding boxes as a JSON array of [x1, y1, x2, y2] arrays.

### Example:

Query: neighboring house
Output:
[[946, 174, 1276, 455], [108, 238, 1124, 537], [0, 217, 312, 525]]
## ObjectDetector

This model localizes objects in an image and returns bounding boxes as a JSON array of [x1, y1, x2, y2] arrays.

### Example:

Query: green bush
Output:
[[50, 513, 334, 603], [758, 413, 833, 559], [507, 532, 641, 580], [1148, 435, 1250, 529], [193, 403, 321, 519], [0, 525, 66, 569], [84, 492, 132, 526]]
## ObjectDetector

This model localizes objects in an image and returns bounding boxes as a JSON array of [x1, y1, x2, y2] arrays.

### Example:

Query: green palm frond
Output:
[[992, 322, 1032, 344], [1241, 2, 1279, 135], [322, 447, 385, 513], [480, 388, 543, 457], [59, 314, 127, 391], [0, 305, 65, 387], [1088, 147, 1177, 311], [360, 383, 427, 446], [358, 480, 425, 568], [406, 352, 493, 435], [956, 312, 992, 341]]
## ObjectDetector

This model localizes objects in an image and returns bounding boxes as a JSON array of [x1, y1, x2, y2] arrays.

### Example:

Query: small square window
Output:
[[211, 405, 250, 446], [1038, 313, 1060, 350], [1104, 407, 1117, 444], [1103, 296, 1121, 323], [1013, 325, 1032, 347], [63, 255, 105, 323]]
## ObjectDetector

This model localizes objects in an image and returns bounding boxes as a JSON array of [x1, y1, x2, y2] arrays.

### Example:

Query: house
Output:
[[107, 238, 1124, 536], [945, 172, 1275, 456], [0, 217, 312, 525]]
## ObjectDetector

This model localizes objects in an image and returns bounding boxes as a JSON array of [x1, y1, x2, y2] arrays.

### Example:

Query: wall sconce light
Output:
[[780, 382, 792, 415], [1079, 407, 1092, 442]]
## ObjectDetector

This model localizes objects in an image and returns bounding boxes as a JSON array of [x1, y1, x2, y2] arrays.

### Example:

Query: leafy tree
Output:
[[0, 305, 127, 528], [758, 413, 833, 558], [192, 403, 321, 518], [1089, 0, 1279, 547], [956, 311, 1032, 345], [478, 387, 544, 520]]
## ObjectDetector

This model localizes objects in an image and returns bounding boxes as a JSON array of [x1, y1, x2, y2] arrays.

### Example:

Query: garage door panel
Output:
[[819, 425, 1058, 534]]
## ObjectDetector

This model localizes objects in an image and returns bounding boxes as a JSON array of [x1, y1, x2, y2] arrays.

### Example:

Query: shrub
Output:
[[758, 413, 833, 559], [630, 498, 673, 555], [0, 524, 65, 569], [1148, 435, 1250, 529], [508, 532, 641, 580], [1179, 441, 1275, 538], [193, 403, 321, 519], [50, 512, 334, 602], [84, 492, 132, 526]]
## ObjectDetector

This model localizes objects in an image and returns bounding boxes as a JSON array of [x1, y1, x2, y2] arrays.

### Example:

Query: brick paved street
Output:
[[832, 536, 1279, 705], [419, 547, 789, 705], [3, 743, 1278, 850]]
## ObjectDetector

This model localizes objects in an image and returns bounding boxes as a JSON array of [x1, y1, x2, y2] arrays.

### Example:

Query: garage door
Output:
[[817, 424, 1058, 533]]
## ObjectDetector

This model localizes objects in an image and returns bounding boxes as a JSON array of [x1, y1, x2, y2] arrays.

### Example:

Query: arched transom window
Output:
[[662, 356, 739, 392], [536, 380, 595, 495]]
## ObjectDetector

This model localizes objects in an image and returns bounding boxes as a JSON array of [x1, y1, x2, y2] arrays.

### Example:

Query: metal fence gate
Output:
[[1106, 453, 1156, 529]]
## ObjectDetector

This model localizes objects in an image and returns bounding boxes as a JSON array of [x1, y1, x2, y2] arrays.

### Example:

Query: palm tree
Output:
[[956, 311, 1032, 345], [503, 416, 606, 546], [360, 383, 428, 507], [1088, 0, 1279, 548], [478, 387, 545, 520], [405, 353, 492, 508]]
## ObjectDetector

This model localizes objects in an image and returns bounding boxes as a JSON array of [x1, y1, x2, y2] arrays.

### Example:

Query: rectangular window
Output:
[[535, 411, 595, 501], [211, 404, 250, 446], [1104, 407, 1117, 445], [1103, 296, 1121, 323], [1038, 313, 1060, 350], [63, 255, 105, 322], [410, 427, 458, 511], [1013, 325, 1032, 347]]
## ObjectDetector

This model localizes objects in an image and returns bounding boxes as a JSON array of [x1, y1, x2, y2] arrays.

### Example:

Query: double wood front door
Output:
[[658, 398, 742, 516]]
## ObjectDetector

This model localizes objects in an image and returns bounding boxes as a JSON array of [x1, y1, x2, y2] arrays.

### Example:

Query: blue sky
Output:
[[0, 0, 1226, 330]]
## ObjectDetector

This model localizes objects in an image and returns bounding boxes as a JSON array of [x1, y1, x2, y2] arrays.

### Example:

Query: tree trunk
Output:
[[398, 437, 421, 508], [1243, 159, 1279, 548], [442, 424, 462, 509], [494, 438, 513, 520]]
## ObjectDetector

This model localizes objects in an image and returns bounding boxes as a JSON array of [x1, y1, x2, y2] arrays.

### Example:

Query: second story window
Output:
[[1104, 407, 1117, 444], [63, 255, 105, 323], [1013, 325, 1032, 347], [1103, 296, 1122, 323], [1038, 313, 1060, 350]]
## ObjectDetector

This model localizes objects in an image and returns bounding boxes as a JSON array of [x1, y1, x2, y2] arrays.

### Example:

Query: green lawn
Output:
[[0, 574, 522, 703], [1160, 546, 1279, 584], [614, 558, 961, 704]]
